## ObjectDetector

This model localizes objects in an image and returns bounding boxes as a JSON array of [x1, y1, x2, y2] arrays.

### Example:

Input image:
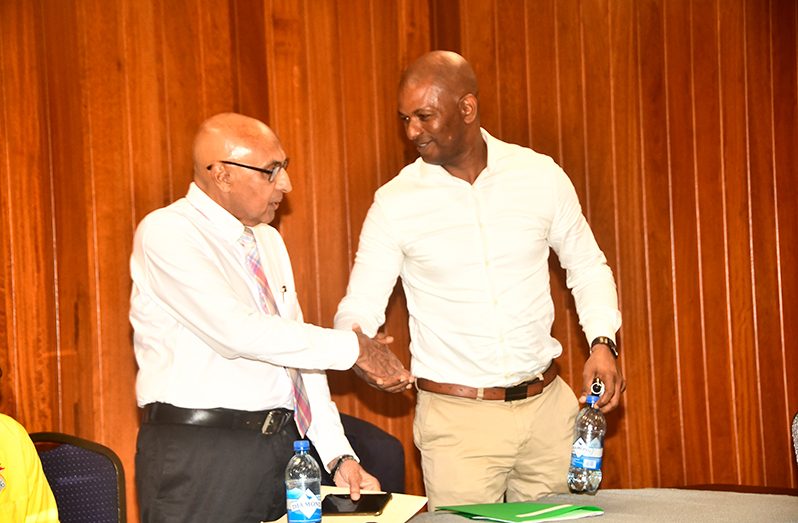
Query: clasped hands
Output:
[[352, 325, 414, 392]]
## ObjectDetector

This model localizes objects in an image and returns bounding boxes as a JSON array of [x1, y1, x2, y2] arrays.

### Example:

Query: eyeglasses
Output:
[[206, 158, 290, 183]]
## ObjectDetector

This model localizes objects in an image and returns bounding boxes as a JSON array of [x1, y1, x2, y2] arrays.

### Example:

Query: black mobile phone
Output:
[[321, 492, 392, 516]]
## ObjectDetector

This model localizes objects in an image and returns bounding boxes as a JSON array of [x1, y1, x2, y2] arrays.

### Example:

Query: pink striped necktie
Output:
[[240, 227, 312, 437]]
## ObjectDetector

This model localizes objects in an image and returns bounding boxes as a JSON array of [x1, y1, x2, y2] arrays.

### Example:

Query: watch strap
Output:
[[590, 336, 619, 358], [330, 454, 357, 481]]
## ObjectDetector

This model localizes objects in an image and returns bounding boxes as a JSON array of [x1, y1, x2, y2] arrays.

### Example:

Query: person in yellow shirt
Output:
[[0, 366, 59, 523]]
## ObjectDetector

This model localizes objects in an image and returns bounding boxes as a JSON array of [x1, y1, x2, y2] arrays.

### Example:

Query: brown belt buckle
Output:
[[504, 384, 528, 402], [261, 410, 286, 435]]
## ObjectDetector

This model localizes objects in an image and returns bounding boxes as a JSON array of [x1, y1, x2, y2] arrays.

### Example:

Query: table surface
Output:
[[409, 488, 798, 522]]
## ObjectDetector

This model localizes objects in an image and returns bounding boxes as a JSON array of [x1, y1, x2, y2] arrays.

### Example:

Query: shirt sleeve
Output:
[[547, 167, 622, 343], [303, 370, 359, 471], [132, 214, 359, 371], [334, 200, 404, 336]]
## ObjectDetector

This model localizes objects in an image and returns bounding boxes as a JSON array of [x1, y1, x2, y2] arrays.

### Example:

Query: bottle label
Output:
[[570, 436, 603, 470], [286, 487, 321, 523]]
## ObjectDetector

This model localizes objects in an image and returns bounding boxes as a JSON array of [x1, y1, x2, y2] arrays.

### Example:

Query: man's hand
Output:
[[352, 325, 414, 392], [328, 458, 381, 500], [580, 344, 625, 413]]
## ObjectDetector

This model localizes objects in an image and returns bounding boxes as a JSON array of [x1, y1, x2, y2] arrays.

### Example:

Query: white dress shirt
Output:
[[131, 182, 359, 465], [335, 129, 621, 388]]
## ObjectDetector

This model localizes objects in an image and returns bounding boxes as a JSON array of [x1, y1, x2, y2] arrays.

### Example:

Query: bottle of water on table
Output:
[[285, 440, 322, 523], [567, 394, 606, 494]]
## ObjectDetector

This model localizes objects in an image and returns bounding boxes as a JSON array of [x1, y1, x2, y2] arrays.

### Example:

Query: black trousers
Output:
[[136, 421, 300, 523]]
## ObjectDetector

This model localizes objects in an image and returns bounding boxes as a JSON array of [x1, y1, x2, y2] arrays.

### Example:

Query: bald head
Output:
[[399, 51, 479, 101], [192, 112, 281, 182], [191, 112, 292, 226]]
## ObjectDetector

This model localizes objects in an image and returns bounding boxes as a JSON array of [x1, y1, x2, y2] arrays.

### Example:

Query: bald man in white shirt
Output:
[[130, 113, 410, 522], [335, 51, 625, 509]]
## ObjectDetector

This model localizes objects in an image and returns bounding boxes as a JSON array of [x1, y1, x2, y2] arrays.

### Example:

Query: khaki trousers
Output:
[[413, 376, 577, 510]]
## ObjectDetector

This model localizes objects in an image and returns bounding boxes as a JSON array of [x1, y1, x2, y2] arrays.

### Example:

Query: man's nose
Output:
[[275, 169, 292, 193], [405, 119, 422, 141]]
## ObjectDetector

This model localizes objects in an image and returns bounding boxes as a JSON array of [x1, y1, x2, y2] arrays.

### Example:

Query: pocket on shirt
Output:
[[278, 290, 299, 319]]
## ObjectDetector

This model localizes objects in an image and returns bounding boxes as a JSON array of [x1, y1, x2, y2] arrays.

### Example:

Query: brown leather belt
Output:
[[416, 363, 558, 402]]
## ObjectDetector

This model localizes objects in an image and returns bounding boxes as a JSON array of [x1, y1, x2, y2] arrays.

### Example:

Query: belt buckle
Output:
[[261, 411, 286, 435], [504, 384, 528, 402]]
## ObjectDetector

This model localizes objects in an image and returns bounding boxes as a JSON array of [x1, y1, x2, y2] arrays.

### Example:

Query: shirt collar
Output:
[[417, 127, 499, 182], [185, 182, 247, 243]]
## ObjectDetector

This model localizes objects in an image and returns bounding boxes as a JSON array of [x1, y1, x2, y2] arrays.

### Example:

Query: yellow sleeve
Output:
[[0, 415, 59, 523]]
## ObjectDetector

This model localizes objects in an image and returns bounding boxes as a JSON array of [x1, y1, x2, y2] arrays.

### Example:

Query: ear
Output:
[[459, 94, 478, 124], [208, 163, 233, 192]]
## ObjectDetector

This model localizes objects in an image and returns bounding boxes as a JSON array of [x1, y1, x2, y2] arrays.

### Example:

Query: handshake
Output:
[[351, 325, 414, 393]]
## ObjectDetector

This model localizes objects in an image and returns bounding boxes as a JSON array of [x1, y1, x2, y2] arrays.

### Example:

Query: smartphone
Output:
[[322, 492, 392, 516]]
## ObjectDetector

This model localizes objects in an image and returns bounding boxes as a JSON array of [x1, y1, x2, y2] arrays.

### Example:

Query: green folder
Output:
[[436, 501, 604, 522]]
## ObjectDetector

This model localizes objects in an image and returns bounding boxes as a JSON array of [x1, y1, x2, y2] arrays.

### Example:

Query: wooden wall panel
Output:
[[690, 0, 736, 485], [455, 0, 797, 491], [0, 0, 59, 430], [744, 0, 790, 487], [580, 0, 627, 489], [719, 0, 763, 486], [1, 2, 797, 521], [125, 0, 171, 224], [608, 0, 655, 488], [772, 0, 798, 488]]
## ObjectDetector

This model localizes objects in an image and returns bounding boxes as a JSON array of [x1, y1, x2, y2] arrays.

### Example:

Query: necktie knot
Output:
[[239, 227, 255, 247]]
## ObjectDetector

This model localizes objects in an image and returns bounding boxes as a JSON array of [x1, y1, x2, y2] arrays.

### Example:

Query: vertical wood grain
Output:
[[580, 0, 627, 489], [771, 0, 798, 488], [690, 0, 737, 485], [744, 0, 790, 487], [719, 0, 762, 486], [78, 1, 141, 511], [230, 0, 271, 123], [609, 0, 655, 488], [41, 0, 95, 436], [663, 0, 707, 486], [0, 0, 60, 430], [638, 0, 685, 487]]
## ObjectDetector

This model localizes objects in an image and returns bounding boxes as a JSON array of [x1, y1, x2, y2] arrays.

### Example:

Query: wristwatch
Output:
[[590, 336, 619, 359], [330, 454, 357, 481]]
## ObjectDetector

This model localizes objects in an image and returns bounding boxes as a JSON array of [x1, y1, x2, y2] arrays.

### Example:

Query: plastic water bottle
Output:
[[567, 394, 606, 494], [285, 440, 322, 523]]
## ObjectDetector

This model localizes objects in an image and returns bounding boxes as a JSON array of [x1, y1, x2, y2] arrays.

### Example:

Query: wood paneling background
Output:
[[1, 0, 795, 520]]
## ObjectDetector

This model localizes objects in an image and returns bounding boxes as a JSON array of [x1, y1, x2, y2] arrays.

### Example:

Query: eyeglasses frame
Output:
[[206, 158, 290, 183]]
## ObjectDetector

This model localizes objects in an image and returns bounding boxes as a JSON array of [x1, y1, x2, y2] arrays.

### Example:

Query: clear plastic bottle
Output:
[[285, 440, 322, 523], [567, 394, 606, 494], [792, 411, 798, 465]]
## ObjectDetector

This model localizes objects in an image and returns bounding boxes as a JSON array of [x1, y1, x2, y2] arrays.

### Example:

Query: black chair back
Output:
[[30, 432, 126, 523]]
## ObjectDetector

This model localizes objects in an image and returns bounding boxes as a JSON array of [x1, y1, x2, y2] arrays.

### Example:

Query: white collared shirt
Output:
[[130, 182, 358, 464], [335, 129, 621, 387]]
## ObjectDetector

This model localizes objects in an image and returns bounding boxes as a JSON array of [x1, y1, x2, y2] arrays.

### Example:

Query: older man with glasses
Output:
[[130, 112, 411, 522]]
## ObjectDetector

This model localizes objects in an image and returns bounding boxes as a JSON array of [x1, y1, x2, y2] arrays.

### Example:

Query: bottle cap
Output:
[[586, 394, 600, 405], [590, 378, 605, 396], [294, 440, 310, 452]]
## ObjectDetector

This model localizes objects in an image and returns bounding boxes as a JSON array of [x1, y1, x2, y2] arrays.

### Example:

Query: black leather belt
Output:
[[142, 402, 293, 435]]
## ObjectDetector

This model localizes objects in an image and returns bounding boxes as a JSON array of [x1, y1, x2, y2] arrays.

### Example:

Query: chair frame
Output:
[[30, 431, 127, 523]]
